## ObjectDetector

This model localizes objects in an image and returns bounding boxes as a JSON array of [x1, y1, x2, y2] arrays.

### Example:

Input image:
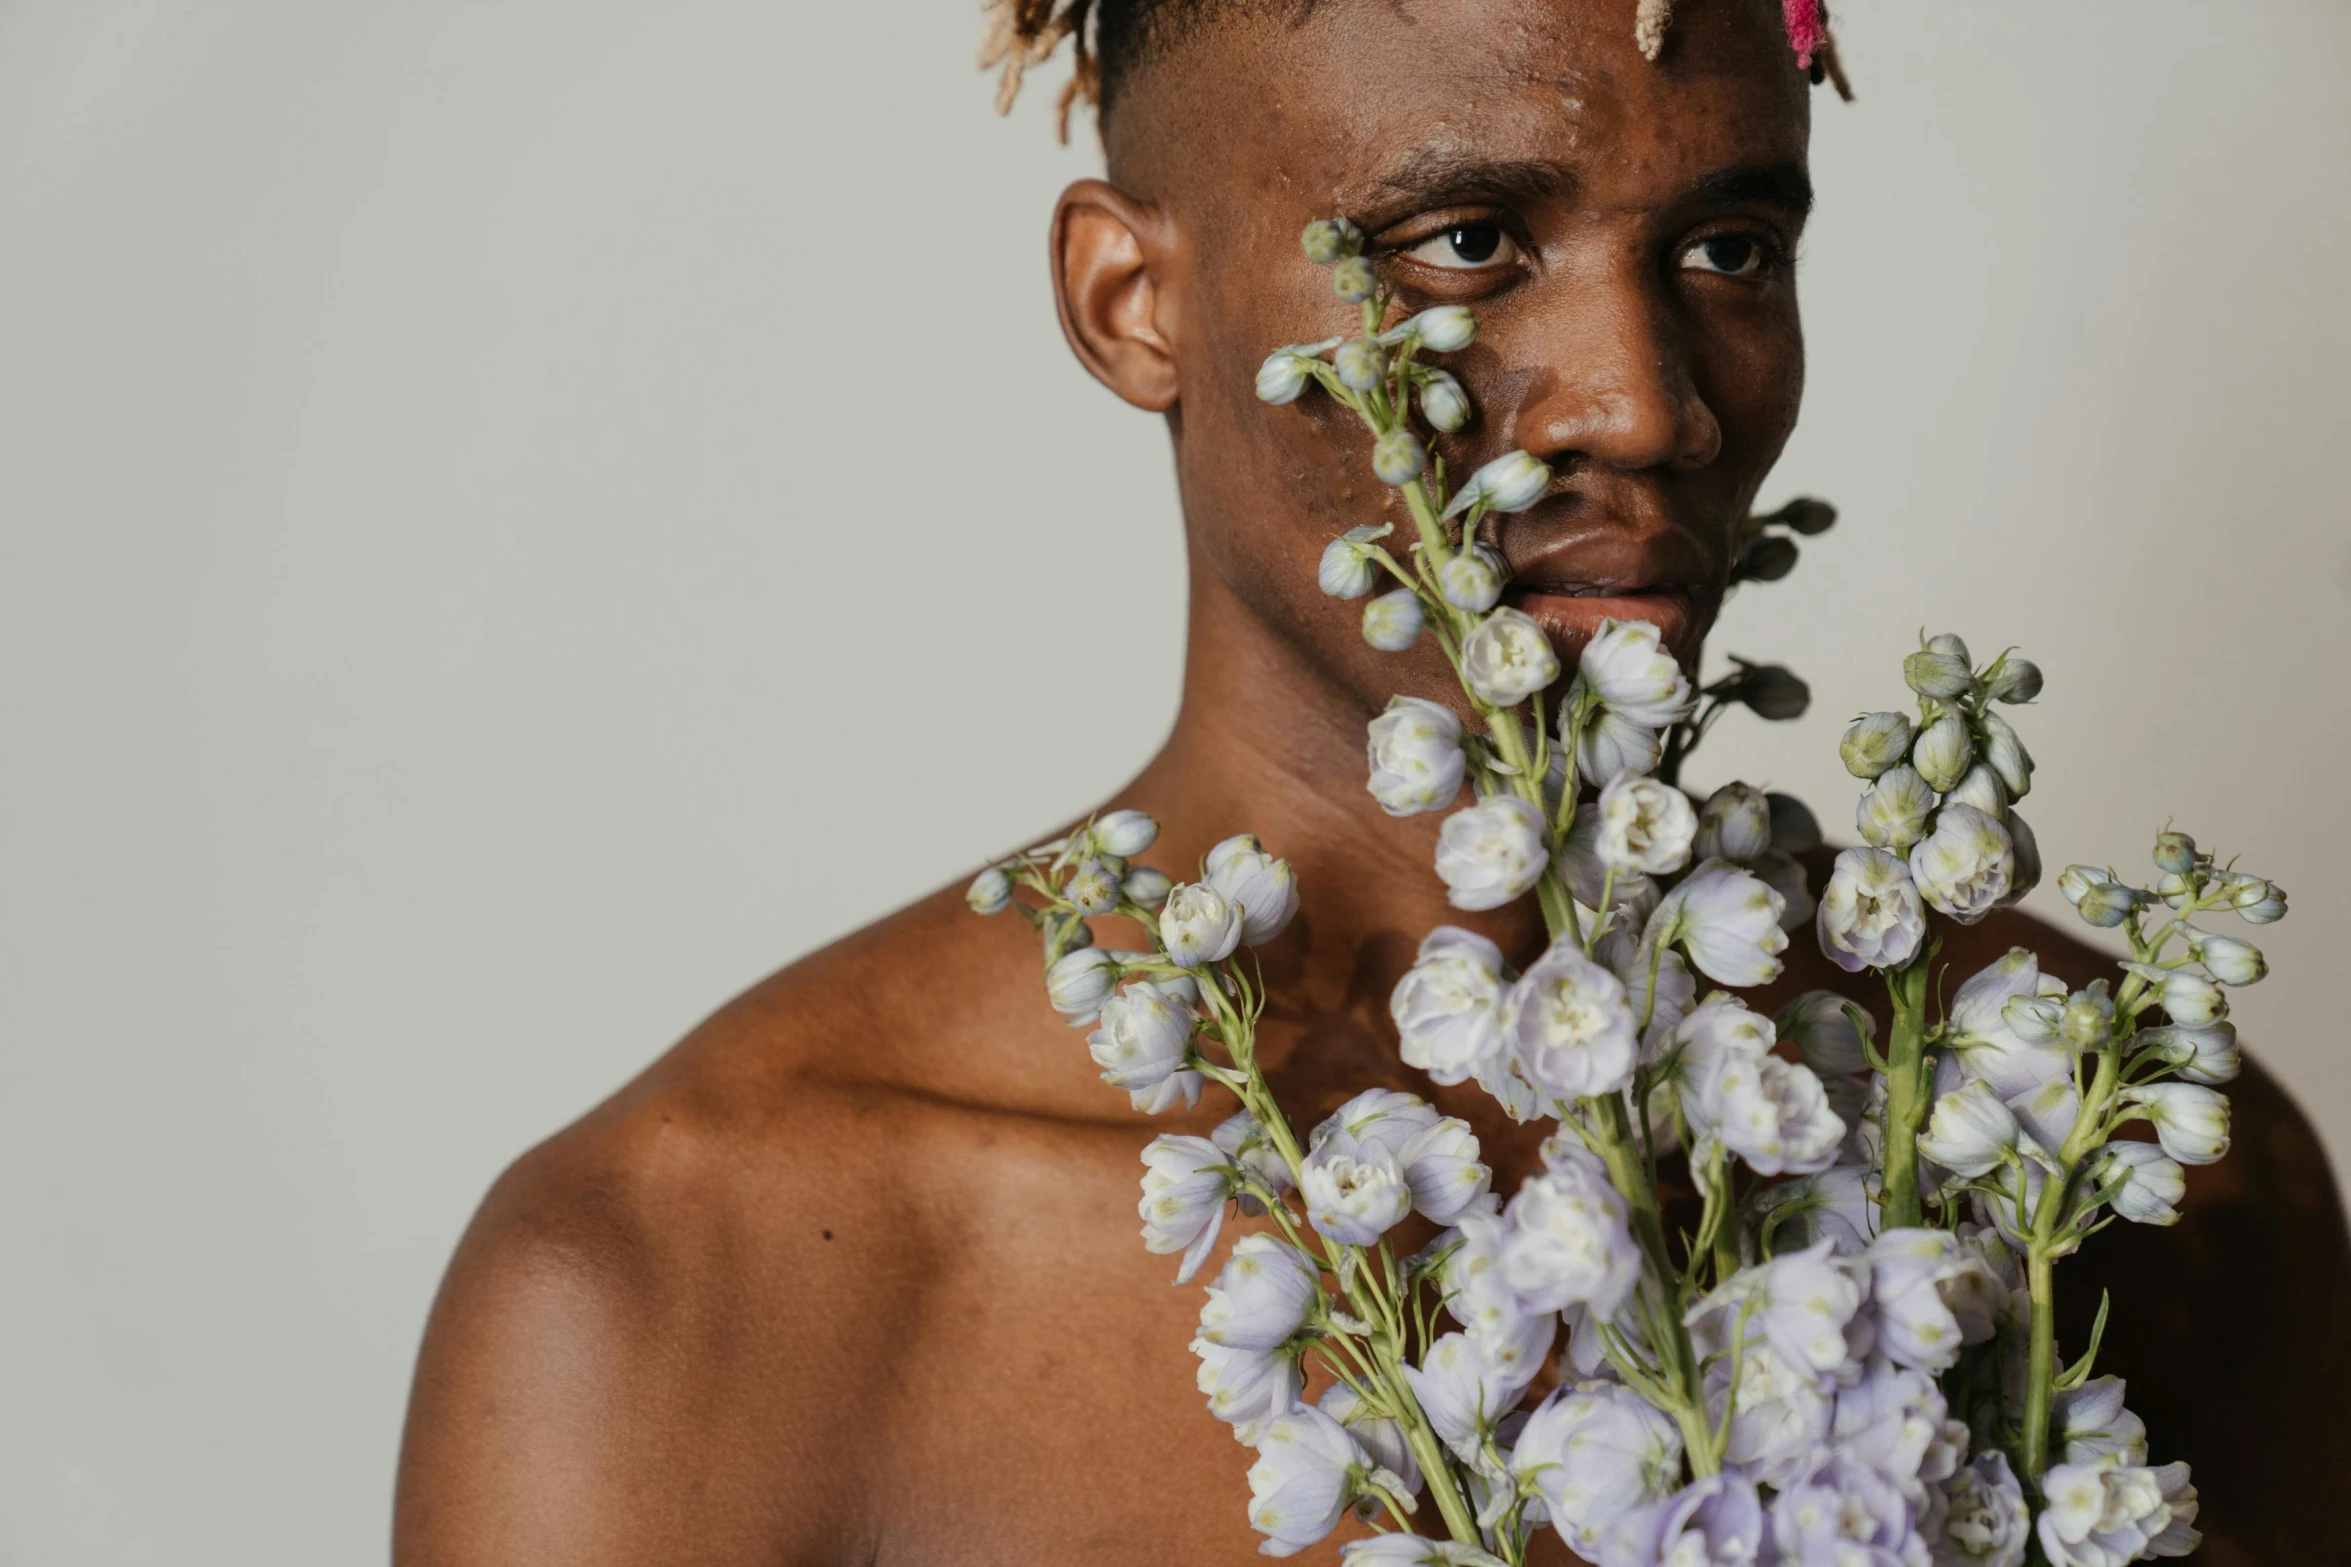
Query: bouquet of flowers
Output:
[[966, 217, 2280, 1565]]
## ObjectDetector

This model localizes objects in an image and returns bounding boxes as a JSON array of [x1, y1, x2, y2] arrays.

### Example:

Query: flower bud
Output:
[[1300, 217, 1365, 263], [1945, 763, 2009, 820], [1918, 1079, 2025, 1177], [2075, 880, 2137, 928], [1926, 632, 1972, 663], [1367, 697, 1467, 816], [1912, 712, 1976, 793], [2094, 1142, 2186, 1226], [1371, 428, 1428, 486], [1903, 648, 1977, 700], [1123, 866, 1174, 912], [1207, 838, 1300, 946], [1404, 305, 1477, 352], [2160, 972, 2227, 1026], [1440, 449, 1551, 518], [1768, 792, 1822, 853], [1773, 495, 1838, 535], [1459, 606, 1561, 707], [1159, 883, 1244, 968], [1695, 782, 1774, 863], [2061, 987, 2116, 1050], [966, 866, 1013, 915], [2232, 878, 2287, 925], [1332, 255, 1377, 303], [1317, 524, 1388, 599], [2058, 864, 2113, 904], [1729, 662, 1810, 721], [1254, 348, 1315, 405], [1092, 809, 1159, 856], [2123, 1083, 2231, 1165], [2003, 995, 2064, 1045], [1362, 589, 1424, 651], [1066, 857, 1123, 915], [1984, 656, 2043, 705], [1438, 546, 1507, 612], [1334, 336, 1384, 391], [1419, 370, 1472, 432], [1734, 533, 1799, 582], [1856, 766, 1937, 851], [1840, 712, 1914, 779], [1046, 946, 1119, 1022], [2151, 829, 2198, 876], [2139, 1021, 2240, 1086], [2193, 933, 2266, 987], [2003, 811, 2042, 904], [1977, 710, 2033, 800]]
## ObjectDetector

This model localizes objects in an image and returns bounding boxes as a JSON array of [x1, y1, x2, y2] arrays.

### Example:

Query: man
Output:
[[393, 2, 2350, 1562]]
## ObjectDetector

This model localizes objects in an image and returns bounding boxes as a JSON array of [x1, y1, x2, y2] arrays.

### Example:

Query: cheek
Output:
[[1699, 294, 1806, 464]]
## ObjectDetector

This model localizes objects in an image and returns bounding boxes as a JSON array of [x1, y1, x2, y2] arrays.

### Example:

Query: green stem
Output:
[[2021, 1241, 2057, 1486], [1879, 954, 1933, 1230]]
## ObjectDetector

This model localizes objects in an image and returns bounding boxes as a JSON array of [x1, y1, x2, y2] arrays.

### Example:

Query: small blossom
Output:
[[1460, 606, 1562, 707], [1372, 427, 1428, 486], [1912, 712, 1975, 793], [1340, 1537, 1507, 1567], [2137, 1021, 2239, 1086], [1088, 980, 1195, 1091], [1938, 1451, 2031, 1567], [1318, 1383, 1422, 1502], [1978, 709, 2034, 799], [1689, 1239, 1869, 1381], [1089, 809, 1158, 856], [2036, 1457, 2185, 1567], [1712, 1338, 1834, 1487], [1866, 1228, 2004, 1372], [1199, 1233, 1321, 1351], [1593, 774, 1696, 877], [1300, 1131, 1414, 1246], [1777, 990, 1873, 1078], [1206, 834, 1300, 946], [1398, 1116, 1494, 1225], [1946, 762, 2010, 820], [1128, 1069, 1206, 1115], [2192, 933, 2266, 986], [1647, 858, 1788, 986], [1065, 857, 1122, 915], [1213, 1109, 1296, 1206], [1441, 449, 1553, 517], [1856, 765, 1938, 852], [1903, 646, 1977, 700], [1123, 865, 1173, 911], [966, 866, 1013, 914], [1159, 882, 1244, 968], [1403, 1331, 1531, 1467], [1045, 946, 1119, 1023], [1391, 926, 1509, 1084], [1817, 847, 1927, 973], [1420, 369, 1473, 432], [2121, 1083, 2230, 1165], [1578, 617, 1696, 728], [1138, 1134, 1237, 1282], [1576, 706, 1664, 786], [1334, 335, 1384, 391], [1918, 1079, 2027, 1178], [1332, 254, 1377, 303], [1985, 656, 2044, 705], [1194, 1337, 1303, 1444], [1699, 1043, 1845, 1176], [2157, 971, 2226, 1026], [1365, 696, 1467, 816], [1255, 346, 1317, 405], [1435, 794, 1550, 912], [1499, 1140, 1641, 1318], [1605, 1474, 1766, 1567], [1300, 217, 1364, 263], [1246, 1404, 1378, 1557], [1909, 804, 2015, 923], [1318, 524, 1390, 599], [1840, 711, 1914, 779], [1512, 1383, 1685, 1560], [1769, 1451, 1929, 1566], [1362, 587, 1425, 651], [1694, 782, 1773, 863], [1438, 545, 1507, 612], [1502, 939, 1640, 1102], [2053, 1377, 2149, 1466]]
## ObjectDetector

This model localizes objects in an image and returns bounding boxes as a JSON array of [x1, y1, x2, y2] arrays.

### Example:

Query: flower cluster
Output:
[[965, 218, 2258, 1565]]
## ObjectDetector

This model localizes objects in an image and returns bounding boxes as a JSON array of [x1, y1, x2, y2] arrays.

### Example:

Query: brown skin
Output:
[[393, 2, 2351, 1563]]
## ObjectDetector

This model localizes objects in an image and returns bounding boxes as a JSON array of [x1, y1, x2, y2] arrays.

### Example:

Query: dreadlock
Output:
[[980, 0, 1849, 140]]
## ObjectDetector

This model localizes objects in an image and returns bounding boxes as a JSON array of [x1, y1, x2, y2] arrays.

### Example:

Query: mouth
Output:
[[1503, 581, 1704, 658]]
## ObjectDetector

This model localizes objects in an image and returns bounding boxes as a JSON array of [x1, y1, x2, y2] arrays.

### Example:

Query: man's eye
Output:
[[1403, 223, 1519, 270], [1680, 235, 1768, 278]]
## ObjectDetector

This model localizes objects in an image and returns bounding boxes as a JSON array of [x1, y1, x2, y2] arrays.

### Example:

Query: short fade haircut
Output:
[[978, 0, 1847, 139]]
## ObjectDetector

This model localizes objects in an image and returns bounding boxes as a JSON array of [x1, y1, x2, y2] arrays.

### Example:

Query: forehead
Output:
[[1131, 0, 1809, 218]]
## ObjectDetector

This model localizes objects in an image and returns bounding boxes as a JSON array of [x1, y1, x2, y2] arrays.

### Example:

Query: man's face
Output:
[[1113, 0, 1812, 717]]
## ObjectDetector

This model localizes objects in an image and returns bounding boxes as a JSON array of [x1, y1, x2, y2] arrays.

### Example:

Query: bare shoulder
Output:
[[394, 880, 1105, 1567]]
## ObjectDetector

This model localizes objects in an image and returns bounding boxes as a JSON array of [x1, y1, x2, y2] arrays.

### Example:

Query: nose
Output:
[[1506, 261, 1722, 475]]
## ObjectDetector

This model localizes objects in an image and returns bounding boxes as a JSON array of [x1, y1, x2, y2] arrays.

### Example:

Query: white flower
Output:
[[2090, 1141, 2185, 1225], [1194, 1337, 1302, 1444], [1318, 1383, 1422, 1501], [1087, 980, 1194, 1091], [1752, 1163, 1877, 1258], [1420, 369, 1473, 433], [1391, 304, 1479, 353], [1917, 1079, 2027, 1178], [1503, 939, 1639, 1101], [1937, 1451, 2031, 1567], [2192, 933, 2266, 987], [1904, 643, 1976, 698], [1391, 926, 1509, 1085], [1256, 346, 1317, 405], [1127, 1069, 1204, 1115], [1913, 712, 1975, 793], [1647, 859, 1788, 987], [1366, 696, 1467, 816], [1595, 773, 1697, 876], [1065, 857, 1121, 914], [1693, 781, 1773, 863], [1460, 606, 1561, 707], [1441, 449, 1552, 517], [1768, 1452, 1928, 1566], [1320, 524, 1389, 599], [1045, 946, 1118, 1023], [1138, 1134, 1237, 1283], [1910, 804, 2015, 924], [1399, 1117, 1494, 1225], [966, 866, 1013, 914], [1577, 617, 1694, 728], [1341, 1537, 1507, 1567], [1817, 847, 1928, 973], [1334, 335, 1383, 389], [1607, 1475, 1765, 1567], [2036, 1456, 2186, 1567], [1311, 1087, 1440, 1157], [1246, 1404, 1377, 1557], [1943, 948, 2072, 1101], [1440, 1209, 1542, 1347], [1856, 765, 1937, 851], [1435, 795, 1550, 912], [1439, 546, 1507, 612], [1300, 1132, 1414, 1246], [1712, 1339, 1833, 1487], [1206, 834, 1300, 945], [1840, 711, 1915, 779], [1575, 706, 1663, 787], [1778, 990, 1872, 1078], [1699, 1046, 1845, 1177], [1512, 1383, 1684, 1559], [1498, 1140, 1640, 1318], [1363, 588, 1425, 651], [1403, 1331, 1529, 1467], [1830, 1354, 1966, 1493], [1690, 1240, 1869, 1381], [2137, 1021, 2239, 1086], [1213, 1109, 1296, 1206], [1122, 866, 1173, 911], [2120, 1084, 2230, 1165], [2052, 1377, 2148, 1466], [1373, 428, 1428, 486], [1300, 218, 1361, 262], [1092, 808, 1159, 855], [1866, 1228, 2004, 1373], [1199, 1234, 1322, 1351], [1978, 709, 2034, 798], [1158, 882, 1243, 968]]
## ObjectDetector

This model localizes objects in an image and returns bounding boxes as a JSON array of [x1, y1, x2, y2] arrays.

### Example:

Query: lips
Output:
[[1507, 583, 1701, 656]]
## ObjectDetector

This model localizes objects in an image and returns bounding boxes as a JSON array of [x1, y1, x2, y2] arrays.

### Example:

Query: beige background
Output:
[[3, 0, 2346, 1560]]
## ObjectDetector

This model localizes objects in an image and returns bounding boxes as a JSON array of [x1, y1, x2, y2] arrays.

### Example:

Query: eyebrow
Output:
[[1363, 152, 1814, 220]]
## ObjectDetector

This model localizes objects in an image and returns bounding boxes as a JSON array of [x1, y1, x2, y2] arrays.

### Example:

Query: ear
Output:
[[1052, 179, 1180, 413]]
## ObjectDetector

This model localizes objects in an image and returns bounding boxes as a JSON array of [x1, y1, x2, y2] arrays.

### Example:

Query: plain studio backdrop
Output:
[[3, 0, 2348, 1560]]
